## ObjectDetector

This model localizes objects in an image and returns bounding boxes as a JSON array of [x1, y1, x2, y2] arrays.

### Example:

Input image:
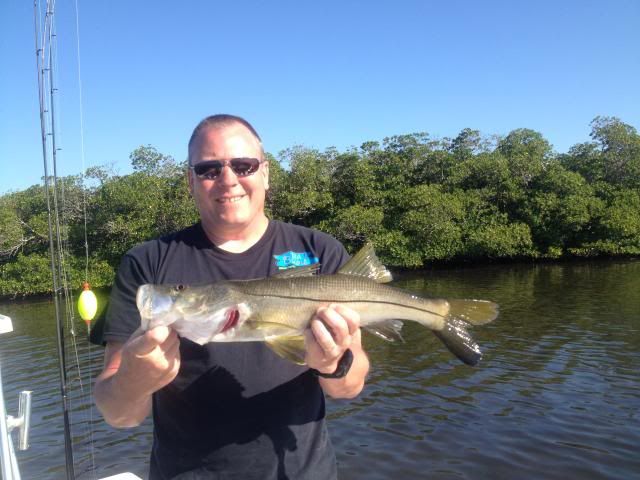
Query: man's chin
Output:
[[205, 213, 251, 231]]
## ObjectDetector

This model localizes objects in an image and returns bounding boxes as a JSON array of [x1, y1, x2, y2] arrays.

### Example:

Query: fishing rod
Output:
[[33, 1, 76, 478]]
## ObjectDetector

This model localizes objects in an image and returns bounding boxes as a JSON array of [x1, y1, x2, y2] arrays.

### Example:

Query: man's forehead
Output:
[[192, 123, 261, 155]]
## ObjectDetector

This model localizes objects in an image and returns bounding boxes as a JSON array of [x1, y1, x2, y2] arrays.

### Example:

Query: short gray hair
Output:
[[187, 114, 264, 165]]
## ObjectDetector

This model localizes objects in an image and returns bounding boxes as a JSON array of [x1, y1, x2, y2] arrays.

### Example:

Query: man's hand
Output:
[[305, 304, 369, 399], [94, 326, 180, 427], [117, 326, 181, 397], [305, 304, 360, 374]]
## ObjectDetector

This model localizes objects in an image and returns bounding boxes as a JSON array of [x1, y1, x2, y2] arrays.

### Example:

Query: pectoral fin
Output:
[[266, 335, 307, 365]]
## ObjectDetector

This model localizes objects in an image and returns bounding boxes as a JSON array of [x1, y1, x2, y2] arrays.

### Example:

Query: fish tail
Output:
[[433, 317, 483, 366], [432, 299, 498, 365]]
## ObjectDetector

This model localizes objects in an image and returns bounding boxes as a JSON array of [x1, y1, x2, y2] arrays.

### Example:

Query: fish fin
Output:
[[433, 317, 482, 366], [448, 299, 499, 326], [265, 335, 307, 365], [338, 243, 393, 283], [363, 319, 405, 342], [271, 264, 320, 278]]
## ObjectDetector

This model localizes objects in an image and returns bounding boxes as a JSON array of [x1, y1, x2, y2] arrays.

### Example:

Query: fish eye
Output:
[[174, 284, 186, 292]]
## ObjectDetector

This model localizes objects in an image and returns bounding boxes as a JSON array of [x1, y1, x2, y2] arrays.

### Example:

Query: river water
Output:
[[0, 259, 638, 479]]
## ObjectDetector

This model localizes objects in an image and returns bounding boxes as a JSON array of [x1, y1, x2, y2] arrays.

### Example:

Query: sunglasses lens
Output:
[[230, 158, 260, 176], [193, 161, 223, 179], [192, 158, 261, 179]]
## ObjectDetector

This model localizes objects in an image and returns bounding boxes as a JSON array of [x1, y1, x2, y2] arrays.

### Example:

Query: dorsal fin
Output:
[[271, 264, 320, 278], [338, 243, 393, 283]]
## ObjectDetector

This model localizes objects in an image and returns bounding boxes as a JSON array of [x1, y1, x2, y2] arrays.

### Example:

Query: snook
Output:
[[137, 244, 498, 366]]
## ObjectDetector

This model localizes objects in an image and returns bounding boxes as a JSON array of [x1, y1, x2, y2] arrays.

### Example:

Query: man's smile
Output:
[[216, 195, 245, 204]]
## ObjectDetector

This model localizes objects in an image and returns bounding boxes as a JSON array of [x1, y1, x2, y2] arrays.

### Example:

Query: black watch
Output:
[[311, 349, 354, 379]]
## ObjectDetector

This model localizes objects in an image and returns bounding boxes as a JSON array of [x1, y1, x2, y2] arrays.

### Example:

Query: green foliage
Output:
[[450, 128, 488, 160], [0, 252, 114, 297], [130, 145, 182, 177], [465, 221, 534, 259], [496, 129, 552, 207], [0, 252, 54, 296], [518, 164, 601, 251], [87, 158, 197, 267], [265, 154, 287, 218], [582, 188, 640, 255], [318, 205, 385, 246], [457, 190, 535, 258], [590, 116, 640, 188], [0, 202, 26, 259], [331, 152, 381, 208], [371, 230, 423, 268], [396, 185, 465, 262], [1, 116, 639, 296], [0, 151, 197, 296], [562, 117, 640, 188], [270, 147, 334, 225]]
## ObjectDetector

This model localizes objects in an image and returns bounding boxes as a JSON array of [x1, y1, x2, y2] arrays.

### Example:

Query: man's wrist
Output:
[[311, 349, 354, 379]]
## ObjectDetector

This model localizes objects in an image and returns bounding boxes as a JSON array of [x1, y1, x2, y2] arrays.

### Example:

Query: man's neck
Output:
[[202, 216, 269, 253]]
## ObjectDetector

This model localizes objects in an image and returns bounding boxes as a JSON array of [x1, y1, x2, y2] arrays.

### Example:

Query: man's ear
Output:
[[187, 167, 194, 195], [262, 161, 269, 191]]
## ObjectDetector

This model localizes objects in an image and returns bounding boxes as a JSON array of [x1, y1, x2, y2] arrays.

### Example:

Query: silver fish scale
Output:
[[230, 274, 448, 315]]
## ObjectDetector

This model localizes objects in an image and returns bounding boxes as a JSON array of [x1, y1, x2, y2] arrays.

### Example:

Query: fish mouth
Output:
[[136, 285, 154, 323], [137, 284, 176, 329]]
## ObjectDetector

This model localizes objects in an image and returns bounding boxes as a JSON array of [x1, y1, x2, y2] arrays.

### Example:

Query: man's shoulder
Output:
[[271, 220, 341, 247], [125, 223, 202, 259], [270, 221, 348, 273]]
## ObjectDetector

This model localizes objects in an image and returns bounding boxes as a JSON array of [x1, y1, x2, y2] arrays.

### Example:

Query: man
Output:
[[94, 114, 369, 479]]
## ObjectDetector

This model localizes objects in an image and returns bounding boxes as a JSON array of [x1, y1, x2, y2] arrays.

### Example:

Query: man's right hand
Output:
[[117, 326, 181, 397], [94, 326, 181, 428]]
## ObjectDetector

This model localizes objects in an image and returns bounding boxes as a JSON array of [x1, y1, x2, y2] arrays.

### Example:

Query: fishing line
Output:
[[72, 0, 98, 473], [34, 1, 101, 478], [52, 0, 98, 475], [74, 0, 89, 283], [34, 1, 76, 476]]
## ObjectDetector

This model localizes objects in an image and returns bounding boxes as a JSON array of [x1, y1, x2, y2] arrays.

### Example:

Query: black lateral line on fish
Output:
[[245, 294, 447, 319]]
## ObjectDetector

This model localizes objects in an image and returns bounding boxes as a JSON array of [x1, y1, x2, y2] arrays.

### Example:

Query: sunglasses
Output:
[[189, 157, 265, 180]]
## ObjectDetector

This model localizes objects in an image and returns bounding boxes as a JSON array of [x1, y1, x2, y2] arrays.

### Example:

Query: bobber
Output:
[[77, 282, 98, 327]]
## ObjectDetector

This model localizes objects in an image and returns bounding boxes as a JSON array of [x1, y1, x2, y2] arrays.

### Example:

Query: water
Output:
[[0, 260, 638, 479]]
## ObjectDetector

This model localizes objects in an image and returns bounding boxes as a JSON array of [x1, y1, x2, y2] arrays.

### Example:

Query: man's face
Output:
[[188, 123, 269, 236]]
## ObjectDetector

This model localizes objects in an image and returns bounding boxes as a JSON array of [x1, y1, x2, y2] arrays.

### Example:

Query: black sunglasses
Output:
[[189, 158, 265, 180]]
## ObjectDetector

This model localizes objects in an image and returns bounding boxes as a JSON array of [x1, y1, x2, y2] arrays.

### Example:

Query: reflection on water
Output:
[[1, 260, 639, 479]]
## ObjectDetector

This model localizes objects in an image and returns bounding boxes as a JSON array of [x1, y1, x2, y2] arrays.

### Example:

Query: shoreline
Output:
[[2, 254, 638, 301]]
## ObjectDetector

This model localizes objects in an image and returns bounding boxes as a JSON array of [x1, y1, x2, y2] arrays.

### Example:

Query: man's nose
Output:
[[216, 163, 239, 185]]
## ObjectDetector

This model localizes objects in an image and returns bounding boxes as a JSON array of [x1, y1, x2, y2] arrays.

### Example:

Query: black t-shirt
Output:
[[100, 221, 350, 480]]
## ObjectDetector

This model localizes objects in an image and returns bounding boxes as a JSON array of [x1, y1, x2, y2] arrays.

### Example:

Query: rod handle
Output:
[[17, 391, 32, 451]]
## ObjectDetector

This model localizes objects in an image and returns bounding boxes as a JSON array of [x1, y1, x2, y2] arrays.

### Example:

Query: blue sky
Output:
[[1, 0, 639, 194]]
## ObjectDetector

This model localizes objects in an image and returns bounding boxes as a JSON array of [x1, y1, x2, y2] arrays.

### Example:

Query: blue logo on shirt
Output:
[[273, 251, 319, 269]]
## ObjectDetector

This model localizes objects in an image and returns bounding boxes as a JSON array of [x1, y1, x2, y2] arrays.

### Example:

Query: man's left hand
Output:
[[305, 304, 361, 375]]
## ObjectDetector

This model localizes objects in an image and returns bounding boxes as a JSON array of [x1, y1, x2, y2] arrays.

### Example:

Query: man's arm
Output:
[[305, 305, 370, 399], [94, 326, 181, 428]]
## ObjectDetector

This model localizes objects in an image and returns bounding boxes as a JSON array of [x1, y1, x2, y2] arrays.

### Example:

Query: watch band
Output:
[[311, 349, 354, 379]]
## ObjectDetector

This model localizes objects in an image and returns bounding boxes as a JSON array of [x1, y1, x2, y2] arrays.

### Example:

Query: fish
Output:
[[136, 244, 498, 366]]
